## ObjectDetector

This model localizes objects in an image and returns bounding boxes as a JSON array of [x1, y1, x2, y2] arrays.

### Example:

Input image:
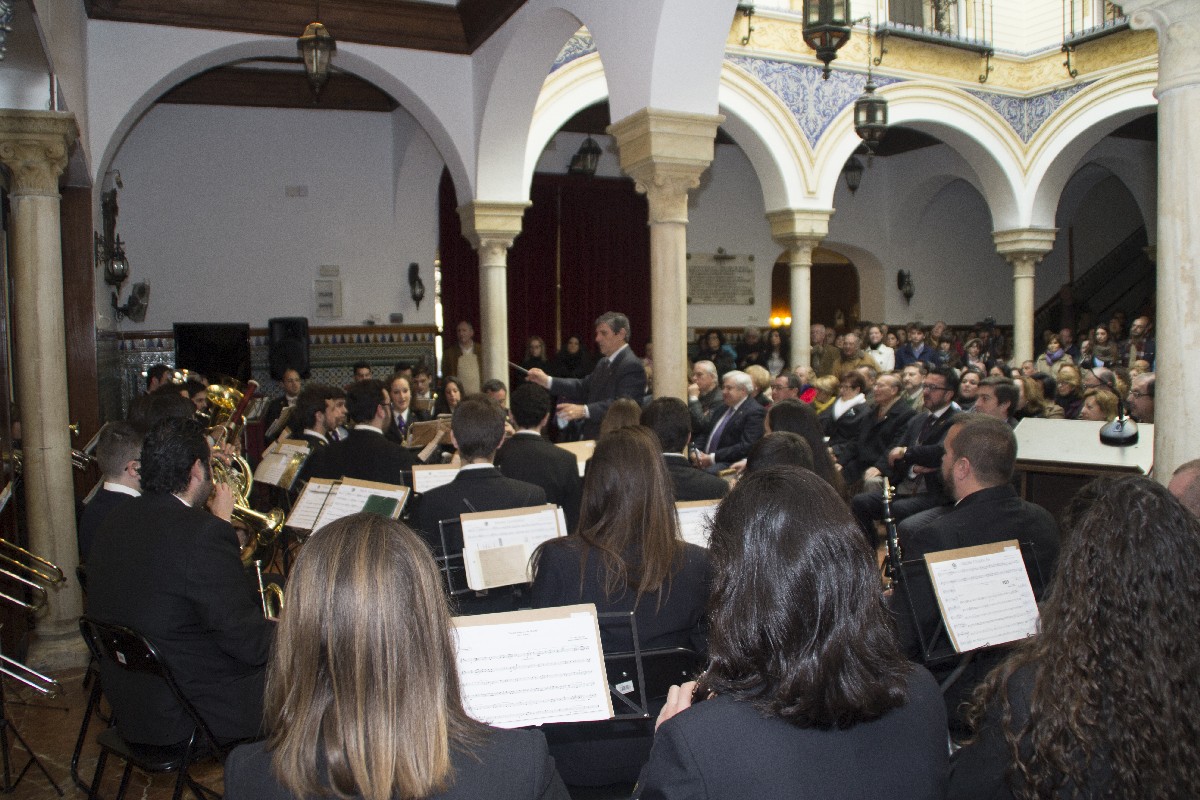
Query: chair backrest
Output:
[[78, 616, 221, 751], [606, 647, 704, 710]]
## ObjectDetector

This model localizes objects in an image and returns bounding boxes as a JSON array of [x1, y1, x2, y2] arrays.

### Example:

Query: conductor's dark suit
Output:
[[413, 466, 546, 554], [550, 346, 646, 439], [495, 432, 582, 531], [78, 486, 137, 562], [662, 453, 728, 502], [225, 726, 570, 800], [299, 427, 417, 486], [87, 492, 273, 745], [696, 399, 766, 469]]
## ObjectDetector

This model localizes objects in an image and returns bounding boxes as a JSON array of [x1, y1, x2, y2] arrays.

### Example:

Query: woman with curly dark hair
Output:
[[636, 467, 947, 798], [948, 475, 1200, 799]]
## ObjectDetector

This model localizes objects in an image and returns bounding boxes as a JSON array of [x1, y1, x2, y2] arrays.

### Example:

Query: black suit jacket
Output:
[[225, 727, 569, 800], [384, 407, 431, 445], [530, 537, 710, 655], [820, 401, 870, 465], [495, 433, 582, 531], [551, 346, 646, 439], [413, 466, 546, 554], [663, 454, 728, 502], [299, 427, 417, 486], [87, 492, 273, 745], [891, 406, 960, 497], [697, 400, 766, 467], [78, 486, 136, 562], [894, 484, 1060, 659], [635, 669, 948, 799], [841, 401, 917, 483]]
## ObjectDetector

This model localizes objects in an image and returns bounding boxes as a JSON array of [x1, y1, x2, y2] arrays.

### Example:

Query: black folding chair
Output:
[[78, 617, 226, 800]]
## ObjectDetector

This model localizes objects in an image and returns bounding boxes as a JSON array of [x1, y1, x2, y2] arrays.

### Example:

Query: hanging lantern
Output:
[[854, 80, 888, 154], [802, 0, 853, 79], [298, 20, 336, 96]]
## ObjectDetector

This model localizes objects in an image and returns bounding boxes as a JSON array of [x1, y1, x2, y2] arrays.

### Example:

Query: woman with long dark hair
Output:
[[764, 399, 845, 496], [224, 513, 568, 800], [530, 426, 709, 787], [636, 467, 947, 798], [433, 376, 465, 417], [948, 476, 1200, 798]]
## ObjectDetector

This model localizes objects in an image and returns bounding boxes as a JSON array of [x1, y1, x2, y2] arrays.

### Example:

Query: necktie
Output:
[[707, 408, 734, 454]]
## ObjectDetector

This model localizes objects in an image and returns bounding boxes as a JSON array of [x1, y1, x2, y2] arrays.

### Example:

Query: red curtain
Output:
[[439, 170, 651, 367]]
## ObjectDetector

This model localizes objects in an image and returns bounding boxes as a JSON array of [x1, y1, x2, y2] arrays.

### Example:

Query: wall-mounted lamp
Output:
[[843, 155, 864, 194], [95, 174, 130, 290], [113, 282, 150, 323], [568, 135, 602, 176], [736, 4, 756, 46], [408, 262, 426, 308], [897, 270, 915, 304], [297, 0, 336, 97]]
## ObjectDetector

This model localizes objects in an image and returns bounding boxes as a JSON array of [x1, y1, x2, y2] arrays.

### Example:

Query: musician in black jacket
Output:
[[88, 417, 272, 745], [299, 380, 415, 486], [288, 384, 346, 451], [77, 421, 142, 562], [495, 384, 582, 531], [640, 397, 728, 502]]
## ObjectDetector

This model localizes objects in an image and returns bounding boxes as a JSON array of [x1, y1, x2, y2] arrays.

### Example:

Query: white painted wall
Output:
[[105, 103, 441, 331]]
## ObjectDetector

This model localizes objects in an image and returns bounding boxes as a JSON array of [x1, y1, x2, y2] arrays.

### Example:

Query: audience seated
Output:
[[224, 513, 569, 800], [948, 476, 1200, 798], [636, 467, 948, 799], [691, 371, 765, 473], [819, 370, 869, 465]]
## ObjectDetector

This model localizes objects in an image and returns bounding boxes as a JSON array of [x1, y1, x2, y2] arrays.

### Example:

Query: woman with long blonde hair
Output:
[[224, 513, 568, 800]]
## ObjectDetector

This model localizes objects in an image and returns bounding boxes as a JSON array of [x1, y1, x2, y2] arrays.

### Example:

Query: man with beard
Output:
[[88, 417, 273, 746]]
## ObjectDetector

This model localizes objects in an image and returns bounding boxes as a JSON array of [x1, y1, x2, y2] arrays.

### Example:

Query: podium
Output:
[[1014, 418, 1153, 520]]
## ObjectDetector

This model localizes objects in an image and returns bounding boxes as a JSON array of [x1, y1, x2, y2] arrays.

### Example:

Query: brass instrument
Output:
[[253, 560, 284, 620], [205, 377, 259, 448], [0, 538, 66, 587], [0, 542, 65, 696], [210, 457, 285, 565]]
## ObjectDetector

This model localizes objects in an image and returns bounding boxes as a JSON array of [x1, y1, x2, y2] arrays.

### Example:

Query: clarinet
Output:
[[881, 477, 903, 586]]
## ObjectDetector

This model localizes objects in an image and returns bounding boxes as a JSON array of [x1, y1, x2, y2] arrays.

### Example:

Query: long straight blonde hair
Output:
[[264, 513, 481, 800]]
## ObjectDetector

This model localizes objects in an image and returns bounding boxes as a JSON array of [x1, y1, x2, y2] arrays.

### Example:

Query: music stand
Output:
[[0, 630, 63, 795], [894, 540, 1048, 686]]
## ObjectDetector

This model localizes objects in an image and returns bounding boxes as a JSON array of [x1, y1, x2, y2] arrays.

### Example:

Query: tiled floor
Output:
[[1, 666, 224, 799]]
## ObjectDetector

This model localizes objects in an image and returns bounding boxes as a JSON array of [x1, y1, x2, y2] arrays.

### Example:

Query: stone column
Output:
[[767, 209, 832, 372], [0, 111, 81, 642], [608, 109, 723, 400], [993, 228, 1057, 366], [1121, 0, 1200, 482], [457, 201, 530, 386]]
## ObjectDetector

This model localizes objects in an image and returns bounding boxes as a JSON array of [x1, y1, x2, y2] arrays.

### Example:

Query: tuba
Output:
[[210, 457, 285, 565]]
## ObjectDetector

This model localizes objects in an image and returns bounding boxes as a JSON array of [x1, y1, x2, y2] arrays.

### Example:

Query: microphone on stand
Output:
[[1093, 369, 1138, 447]]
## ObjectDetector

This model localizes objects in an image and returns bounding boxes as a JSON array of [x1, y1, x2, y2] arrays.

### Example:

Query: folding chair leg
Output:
[[171, 765, 189, 800], [114, 761, 134, 800], [87, 749, 109, 800], [71, 679, 104, 791]]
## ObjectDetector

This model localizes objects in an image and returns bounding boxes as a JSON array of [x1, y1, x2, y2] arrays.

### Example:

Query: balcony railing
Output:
[[877, 0, 993, 54], [1063, 0, 1127, 46]]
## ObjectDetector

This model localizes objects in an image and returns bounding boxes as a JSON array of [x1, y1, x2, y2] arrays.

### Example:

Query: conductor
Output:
[[525, 311, 646, 440]]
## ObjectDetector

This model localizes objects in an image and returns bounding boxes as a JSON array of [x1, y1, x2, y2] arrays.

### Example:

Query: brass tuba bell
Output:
[[210, 457, 285, 565]]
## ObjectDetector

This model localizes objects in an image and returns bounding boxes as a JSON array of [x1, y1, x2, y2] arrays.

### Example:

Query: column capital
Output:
[[608, 108, 724, 224], [0, 111, 77, 197], [993, 227, 1057, 262], [767, 208, 832, 251], [457, 200, 531, 252], [1120, 0, 1200, 94]]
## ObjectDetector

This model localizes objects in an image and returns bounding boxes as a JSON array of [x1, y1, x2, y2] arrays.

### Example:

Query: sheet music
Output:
[[676, 500, 719, 548], [412, 464, 460, 493], [925, 542, 1040, 653], [460, 505, 565, 590], [556, 441, 595, 477], [285, 478, 336, 530], [453, 605, 612, 728], [253, 439, 310, 488], [313, 478, 410, 532]]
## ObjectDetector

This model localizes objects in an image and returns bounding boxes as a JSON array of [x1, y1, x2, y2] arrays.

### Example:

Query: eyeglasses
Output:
[[921, 383, 950, 393]]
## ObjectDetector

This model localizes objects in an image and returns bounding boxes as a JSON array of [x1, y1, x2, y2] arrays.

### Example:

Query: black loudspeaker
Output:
[[268, 317, 310, 379]]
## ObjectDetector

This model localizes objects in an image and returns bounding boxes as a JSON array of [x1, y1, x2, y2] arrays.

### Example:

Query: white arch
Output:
[[526, 54, 610, 192], [1025, 64, 1158, 229], [813, 81, 1024, 230], [86, 20, 475, 202], [473, 4, 587, 201]]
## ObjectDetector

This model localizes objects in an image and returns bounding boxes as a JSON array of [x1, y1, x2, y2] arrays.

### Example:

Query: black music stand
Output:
[[435, 518, 525, 616]]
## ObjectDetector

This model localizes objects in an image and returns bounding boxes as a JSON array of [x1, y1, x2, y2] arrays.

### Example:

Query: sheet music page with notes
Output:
[[253, 439, 310, 488], [411, 464, 461, 494], [925, 540, 1040, 653], [285, 478, 336, 531], [676, 500, 719, 548], [312, 478, 410, 532], [460, 505, 565, 590], [453, 605, 612, 728]]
